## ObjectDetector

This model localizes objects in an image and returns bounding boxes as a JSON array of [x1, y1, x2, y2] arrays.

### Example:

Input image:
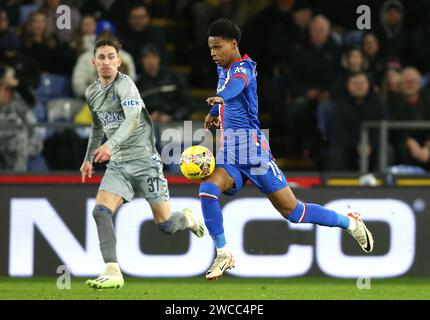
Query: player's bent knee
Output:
[[199, 181, 221, 200], [285, 201, 305, 223]]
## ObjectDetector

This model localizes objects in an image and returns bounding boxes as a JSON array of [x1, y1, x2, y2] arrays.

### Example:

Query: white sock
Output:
[[347, 217, 357, 232], [104, 262, 122, 276], [217, 246, 230, 254]]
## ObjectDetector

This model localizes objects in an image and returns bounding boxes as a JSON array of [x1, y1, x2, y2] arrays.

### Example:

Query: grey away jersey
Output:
[[84, 72, 157, 162]]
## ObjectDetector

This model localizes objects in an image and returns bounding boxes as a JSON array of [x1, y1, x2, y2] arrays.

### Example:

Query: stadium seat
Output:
[[19, 3, 39, 25], [47, 98, 85, 123], [35, 73, 72, 103]]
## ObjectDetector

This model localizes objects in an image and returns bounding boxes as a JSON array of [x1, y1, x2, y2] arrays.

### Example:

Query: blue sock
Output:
[[287, 201, 350, 229], [199, 182, 226, 249]]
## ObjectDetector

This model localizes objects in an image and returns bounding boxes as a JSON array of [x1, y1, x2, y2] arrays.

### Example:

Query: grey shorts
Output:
[[99, 154, 169, 204]]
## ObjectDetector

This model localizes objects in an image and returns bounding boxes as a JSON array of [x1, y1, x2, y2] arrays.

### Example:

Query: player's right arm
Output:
[[204, 96, 223, 129], [81, 90, 105, 182]]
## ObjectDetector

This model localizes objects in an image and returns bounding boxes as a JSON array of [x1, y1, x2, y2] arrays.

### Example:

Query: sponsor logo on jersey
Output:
[[234, 66, 247, 74], [122, 99, 142, 107], [97, 111, 124, 128]]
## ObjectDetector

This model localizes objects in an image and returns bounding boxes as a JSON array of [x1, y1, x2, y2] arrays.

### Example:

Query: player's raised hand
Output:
[[94, 145, 112, 163], [80, 161, 94, 183], [204, 113, 220, 129], [206, 96, 224, 106]]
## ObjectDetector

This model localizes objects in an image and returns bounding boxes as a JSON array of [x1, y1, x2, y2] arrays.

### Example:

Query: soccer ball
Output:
[[180, 145, 215, 180]]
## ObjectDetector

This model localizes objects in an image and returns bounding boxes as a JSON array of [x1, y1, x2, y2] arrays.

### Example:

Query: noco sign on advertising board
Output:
[[0, 185, 428, 278]]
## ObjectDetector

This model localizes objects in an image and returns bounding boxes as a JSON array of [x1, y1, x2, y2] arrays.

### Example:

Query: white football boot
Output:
[[347, 212, 374, 253], [206, 248, 235, 280]]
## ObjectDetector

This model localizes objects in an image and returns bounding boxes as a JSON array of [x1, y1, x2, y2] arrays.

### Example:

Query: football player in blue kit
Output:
[[200, 18, 374, 280]]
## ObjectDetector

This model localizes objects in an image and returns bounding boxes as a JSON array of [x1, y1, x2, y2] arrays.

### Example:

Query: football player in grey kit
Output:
[[81, 38, 204, 289]]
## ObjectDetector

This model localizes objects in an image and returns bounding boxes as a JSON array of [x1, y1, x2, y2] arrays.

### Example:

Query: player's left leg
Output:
[[132, 155, 205, 237], [267, 186, 374, 252], [150, 200, 205, 238], [199, 167, 237, 280], [86, 190, 125, 289]]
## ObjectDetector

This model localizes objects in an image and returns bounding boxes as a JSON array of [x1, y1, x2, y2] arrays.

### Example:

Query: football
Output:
[[179, 145, 215, 180]]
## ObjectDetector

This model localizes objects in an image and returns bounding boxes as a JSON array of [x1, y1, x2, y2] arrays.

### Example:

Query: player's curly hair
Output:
[[93, 37, 122, 55], [207, 18, 241, 43]]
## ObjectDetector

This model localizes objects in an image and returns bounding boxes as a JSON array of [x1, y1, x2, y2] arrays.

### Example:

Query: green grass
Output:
[[0, 277, 429, 300]]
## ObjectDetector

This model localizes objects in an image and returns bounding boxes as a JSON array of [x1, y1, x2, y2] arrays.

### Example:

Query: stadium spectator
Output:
[[0, 68, 44, 171], [377, 0, 410, 64], [0, 0, 20, 27], [381, 65, 402, 100], [388, 67, 430, 167], [270, 0, 314, 130], [361, 32, 386, 88], [0, 8, 40, 107], [241, 0, 294, 80], [289, 0, 313, 52], [20, 10, 73, 74], [0, 8, 20, 53], [286, 15, 341, 158], [136, 44, 194, 123], [80, 0, 144, 35], [79, 0, 117, 21], [333, 48, 369, 95], [325, 72, 388, 171], [40, 0, 81, 43], [70, 14, 96, 56], [72, 22, 136, 98], [120, 3, 165, 68]]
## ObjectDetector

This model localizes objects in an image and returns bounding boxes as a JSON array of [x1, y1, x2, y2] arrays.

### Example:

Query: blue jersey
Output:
[[211, 55, 272, 166], [210, 54, 288, 195]]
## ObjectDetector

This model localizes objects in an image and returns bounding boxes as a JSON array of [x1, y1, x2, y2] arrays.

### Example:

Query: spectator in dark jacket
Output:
[[120, 4, 165, 68], [377, 0, 410, 64], [388, 67, 430, 167], [291, 15, 341, 98], [0, 8, 20, 53], [136, 45, 194, 123], [241, 0, 294, 79], [326, 72, 388, 171], [20, 10, 73, 74], [361, 32, 386, 88], [286, 15, 341, 158]]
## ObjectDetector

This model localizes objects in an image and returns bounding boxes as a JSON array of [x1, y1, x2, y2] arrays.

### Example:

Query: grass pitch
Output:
[[0, 277, 429, 300]]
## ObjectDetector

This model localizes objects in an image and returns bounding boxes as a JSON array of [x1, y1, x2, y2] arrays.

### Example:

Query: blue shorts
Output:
[[215, 157, 288, 196]]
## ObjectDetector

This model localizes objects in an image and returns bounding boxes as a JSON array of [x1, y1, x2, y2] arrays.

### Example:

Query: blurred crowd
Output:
[[1, 0, 430, 173]]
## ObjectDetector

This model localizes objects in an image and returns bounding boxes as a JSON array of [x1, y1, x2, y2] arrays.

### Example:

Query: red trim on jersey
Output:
[[220, 102, 225, 145], [225, 53, 250, 70], [231, 73, 249, 88]]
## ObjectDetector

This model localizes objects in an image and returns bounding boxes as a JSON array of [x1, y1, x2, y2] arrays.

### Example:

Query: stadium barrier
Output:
[[1, 179, 428, 278], [360, 120, 430, 173]]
